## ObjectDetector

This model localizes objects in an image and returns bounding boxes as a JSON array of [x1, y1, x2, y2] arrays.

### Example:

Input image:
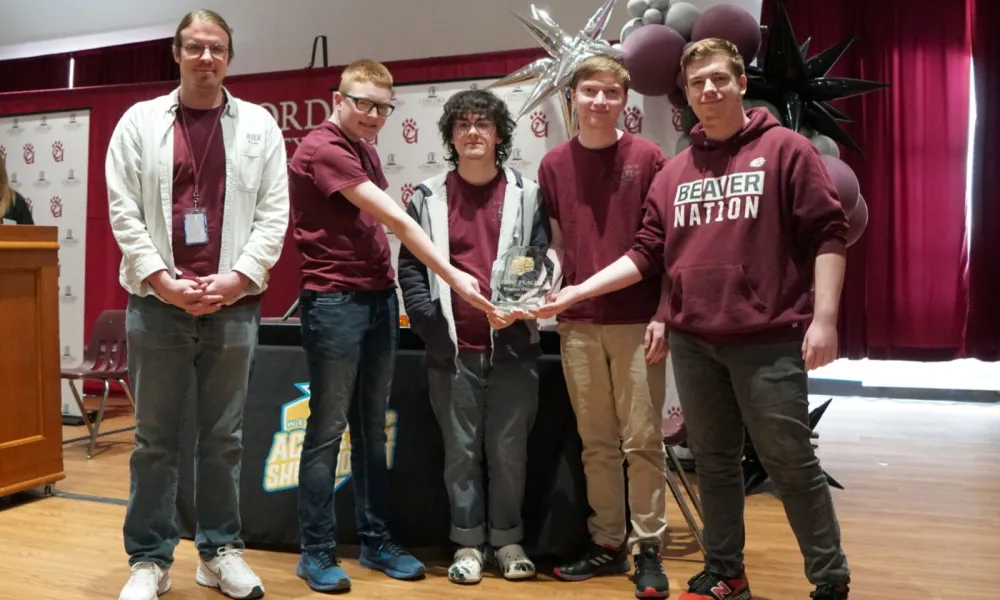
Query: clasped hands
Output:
[[150, 270, 250, 316]]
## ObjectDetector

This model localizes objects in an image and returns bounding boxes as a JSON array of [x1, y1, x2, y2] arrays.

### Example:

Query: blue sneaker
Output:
[[359, 539, 426, 580], [296, 549, 351, 592]]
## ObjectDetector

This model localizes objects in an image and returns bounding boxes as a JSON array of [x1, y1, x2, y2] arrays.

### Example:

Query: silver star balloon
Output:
[[489, 0, 622, 137]]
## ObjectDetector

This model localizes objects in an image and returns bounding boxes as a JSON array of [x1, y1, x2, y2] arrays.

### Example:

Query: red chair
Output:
[[663, 411, 706, 554], [61, 310, 135, 458]]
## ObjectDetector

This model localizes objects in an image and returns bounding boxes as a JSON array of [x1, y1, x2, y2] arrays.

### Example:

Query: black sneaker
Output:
[[811, 583, 849, 600], [552, 542, 630, 581], [679, 569, 751, 600], [633, 543, 669, 598]]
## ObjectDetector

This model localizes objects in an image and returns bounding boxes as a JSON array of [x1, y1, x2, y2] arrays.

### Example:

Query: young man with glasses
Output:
[[288, 59, 494, 593], [108, 9, 287, 600], [397, 89, 548, 585]]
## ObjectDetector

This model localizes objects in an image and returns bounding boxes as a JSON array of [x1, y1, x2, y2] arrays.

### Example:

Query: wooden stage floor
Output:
[[1, 395, 999, 600]]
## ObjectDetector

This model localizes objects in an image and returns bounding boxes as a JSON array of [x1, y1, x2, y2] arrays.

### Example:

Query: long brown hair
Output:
[[0, 157, 14, 217]]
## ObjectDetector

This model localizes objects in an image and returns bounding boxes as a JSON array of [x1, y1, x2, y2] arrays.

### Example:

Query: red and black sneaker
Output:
[[632, 543, 669, 598], [552, 542, 630, 581], [679, 569, 751, 600], [810, 583, 849, 600]]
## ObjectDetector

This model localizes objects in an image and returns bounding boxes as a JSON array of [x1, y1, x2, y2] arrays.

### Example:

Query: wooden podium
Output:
[[0, 225, 65, 496]]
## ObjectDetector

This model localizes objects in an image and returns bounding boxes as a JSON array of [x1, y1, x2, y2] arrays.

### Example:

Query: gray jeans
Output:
[[427, 352, 539, 548], [122, 294, 260, 567], [668, 329, 850, 586]]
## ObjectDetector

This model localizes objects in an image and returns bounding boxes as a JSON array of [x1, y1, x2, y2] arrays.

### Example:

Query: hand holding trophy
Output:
[[489, 245, 560, 321]]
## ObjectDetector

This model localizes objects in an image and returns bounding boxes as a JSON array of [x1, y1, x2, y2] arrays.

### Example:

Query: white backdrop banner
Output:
[[0, 109, 90, 418], [370, 79, 685, 419]]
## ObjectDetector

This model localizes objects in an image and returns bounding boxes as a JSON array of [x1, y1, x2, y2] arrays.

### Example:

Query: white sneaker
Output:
[[195, 545, 265, 599], [447, 547, 484, 584], [495, 543, 536, 580], [119, 562, 171, 600]]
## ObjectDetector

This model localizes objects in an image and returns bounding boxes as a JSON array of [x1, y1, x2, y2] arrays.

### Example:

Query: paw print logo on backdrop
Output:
[[0, 145, 6, 161], [672, 107, 684, 133], [400, 183, 415, 206], [623, 106, 644, 134], [401, 119, 419, 144], [530, 111, 549, 138], [666, 405, 683, 419], [23, 143, 35, 164], [50, 196, 63, 218], [52, 141, 65, 162]]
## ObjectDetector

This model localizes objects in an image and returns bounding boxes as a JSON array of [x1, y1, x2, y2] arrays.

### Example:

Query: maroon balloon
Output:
[[846, 195, 868, 247], [621, 24, 688, 97], [690, 5, 762, 64], [820, 154, 860, 216]]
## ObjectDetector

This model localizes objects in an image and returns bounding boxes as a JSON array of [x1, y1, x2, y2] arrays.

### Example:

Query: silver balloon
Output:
[[675, 135, 692, 155], [810, 133, 841, 159], [648, 0, 671, 10], [627, 0, 649, 18], [620, 17, 644, 43], [664, 2, 702, 40], [489, 0, 623, 135], [642, 7, 665, 24]]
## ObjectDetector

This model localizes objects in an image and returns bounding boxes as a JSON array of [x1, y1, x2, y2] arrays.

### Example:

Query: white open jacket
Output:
[[105, 87, 289, 301]]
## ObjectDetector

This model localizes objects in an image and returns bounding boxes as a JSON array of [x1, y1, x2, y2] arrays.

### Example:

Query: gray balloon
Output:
[[620, 17, 644, 43], [627, 0, 650, 19], [642, 7, 665, 25], [810, 134, 840, 158], [743, 97, 780, 119], [675, 135, 692, 155], [649, 0, 671, 10], [664, 2, 702, 40]]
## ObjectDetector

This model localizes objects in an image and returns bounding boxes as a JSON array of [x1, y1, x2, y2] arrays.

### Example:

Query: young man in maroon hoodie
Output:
[[536, 55, 670, 599], [534, 39, 852, 600]]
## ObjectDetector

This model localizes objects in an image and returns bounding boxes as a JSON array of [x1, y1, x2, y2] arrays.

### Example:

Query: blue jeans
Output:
[[668, 329, 850, 586], [427, 352, 539, 547], [123, 294, 260, 567], [297, 289, 398, 552]]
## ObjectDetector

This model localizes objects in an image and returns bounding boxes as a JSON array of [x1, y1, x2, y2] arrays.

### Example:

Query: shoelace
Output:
[[636, 547, 664, 574], [687, 569, 722, 588], [216, 548, 255, 579], [128, 564, 159, 587], [314, 549, 340, 570], [376, 540, 408, 557]]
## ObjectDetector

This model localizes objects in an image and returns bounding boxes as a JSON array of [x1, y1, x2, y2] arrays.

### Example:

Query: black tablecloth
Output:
[[175, 322, 591, 558]]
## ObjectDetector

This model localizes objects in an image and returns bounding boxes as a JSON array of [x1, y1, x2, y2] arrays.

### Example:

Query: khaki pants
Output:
[[558, 323, 668, 553]]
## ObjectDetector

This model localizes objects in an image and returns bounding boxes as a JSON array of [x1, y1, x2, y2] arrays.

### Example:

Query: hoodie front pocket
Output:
[[670, 265, 769, 331]]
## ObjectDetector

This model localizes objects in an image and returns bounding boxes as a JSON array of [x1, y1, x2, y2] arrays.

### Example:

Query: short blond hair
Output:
[[571, 54, 630, 93], [339, 59, 393, 93], [681, 38, 745, 86], [174, 9, 234, 57]]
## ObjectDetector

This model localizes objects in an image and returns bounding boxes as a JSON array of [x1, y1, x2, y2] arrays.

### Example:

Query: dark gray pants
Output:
[[428, 351, 539, 548], [668, 329, 850, 586]]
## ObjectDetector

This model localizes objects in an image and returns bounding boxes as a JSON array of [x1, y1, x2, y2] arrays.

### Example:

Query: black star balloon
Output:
[[746, 0, 888, 155]]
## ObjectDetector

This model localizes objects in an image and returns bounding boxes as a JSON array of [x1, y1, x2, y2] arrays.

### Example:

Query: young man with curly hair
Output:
[[398, 88, 549, 585]]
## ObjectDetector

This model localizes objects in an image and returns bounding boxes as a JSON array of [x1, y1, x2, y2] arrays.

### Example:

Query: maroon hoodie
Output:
[[627, 108, 848, 344]]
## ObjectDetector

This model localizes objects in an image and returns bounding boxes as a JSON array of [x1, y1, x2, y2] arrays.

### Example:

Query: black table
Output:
[[175, 321, 592, 558]]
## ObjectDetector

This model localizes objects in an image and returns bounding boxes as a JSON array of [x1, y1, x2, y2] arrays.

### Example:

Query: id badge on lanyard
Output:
[[179, 106, 220, 246]]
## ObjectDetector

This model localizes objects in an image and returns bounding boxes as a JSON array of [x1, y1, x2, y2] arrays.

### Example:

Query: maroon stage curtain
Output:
[[0, 53, 71, 93], [963, 0, 1000, 360], [72, 39, 179, 88], [762, 0, 973, 359]]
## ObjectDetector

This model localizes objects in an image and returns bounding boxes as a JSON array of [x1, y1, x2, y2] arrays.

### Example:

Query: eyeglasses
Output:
[[454, 119, 495, 136], [344, 94, 395, 117], [179, 42, 229, 60]]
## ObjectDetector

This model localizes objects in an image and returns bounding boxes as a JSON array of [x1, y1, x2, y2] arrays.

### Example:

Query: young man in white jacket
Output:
[[106, 10, 288, 600], [398, 89, 549, 584]]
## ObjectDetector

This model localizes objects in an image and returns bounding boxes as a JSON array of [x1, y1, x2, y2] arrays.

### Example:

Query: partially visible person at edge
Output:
[[107, 9, 288, 600], [0, 157, 34, 225], [398, 88, 547, 585], [287, 58, 494, 593], [534, 38, 852, 600], [535, 54, 672, 599]]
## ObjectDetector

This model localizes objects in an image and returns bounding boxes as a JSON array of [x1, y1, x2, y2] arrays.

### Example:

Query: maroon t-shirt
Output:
[[538, 132, 666, 324], [289, 121, 394, 292], [172, 103, 226, 281], [446, 170, 506, 350]]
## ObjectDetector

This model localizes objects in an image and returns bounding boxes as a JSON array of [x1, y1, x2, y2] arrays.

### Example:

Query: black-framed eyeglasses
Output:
[[344, 94, 395, 117]]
